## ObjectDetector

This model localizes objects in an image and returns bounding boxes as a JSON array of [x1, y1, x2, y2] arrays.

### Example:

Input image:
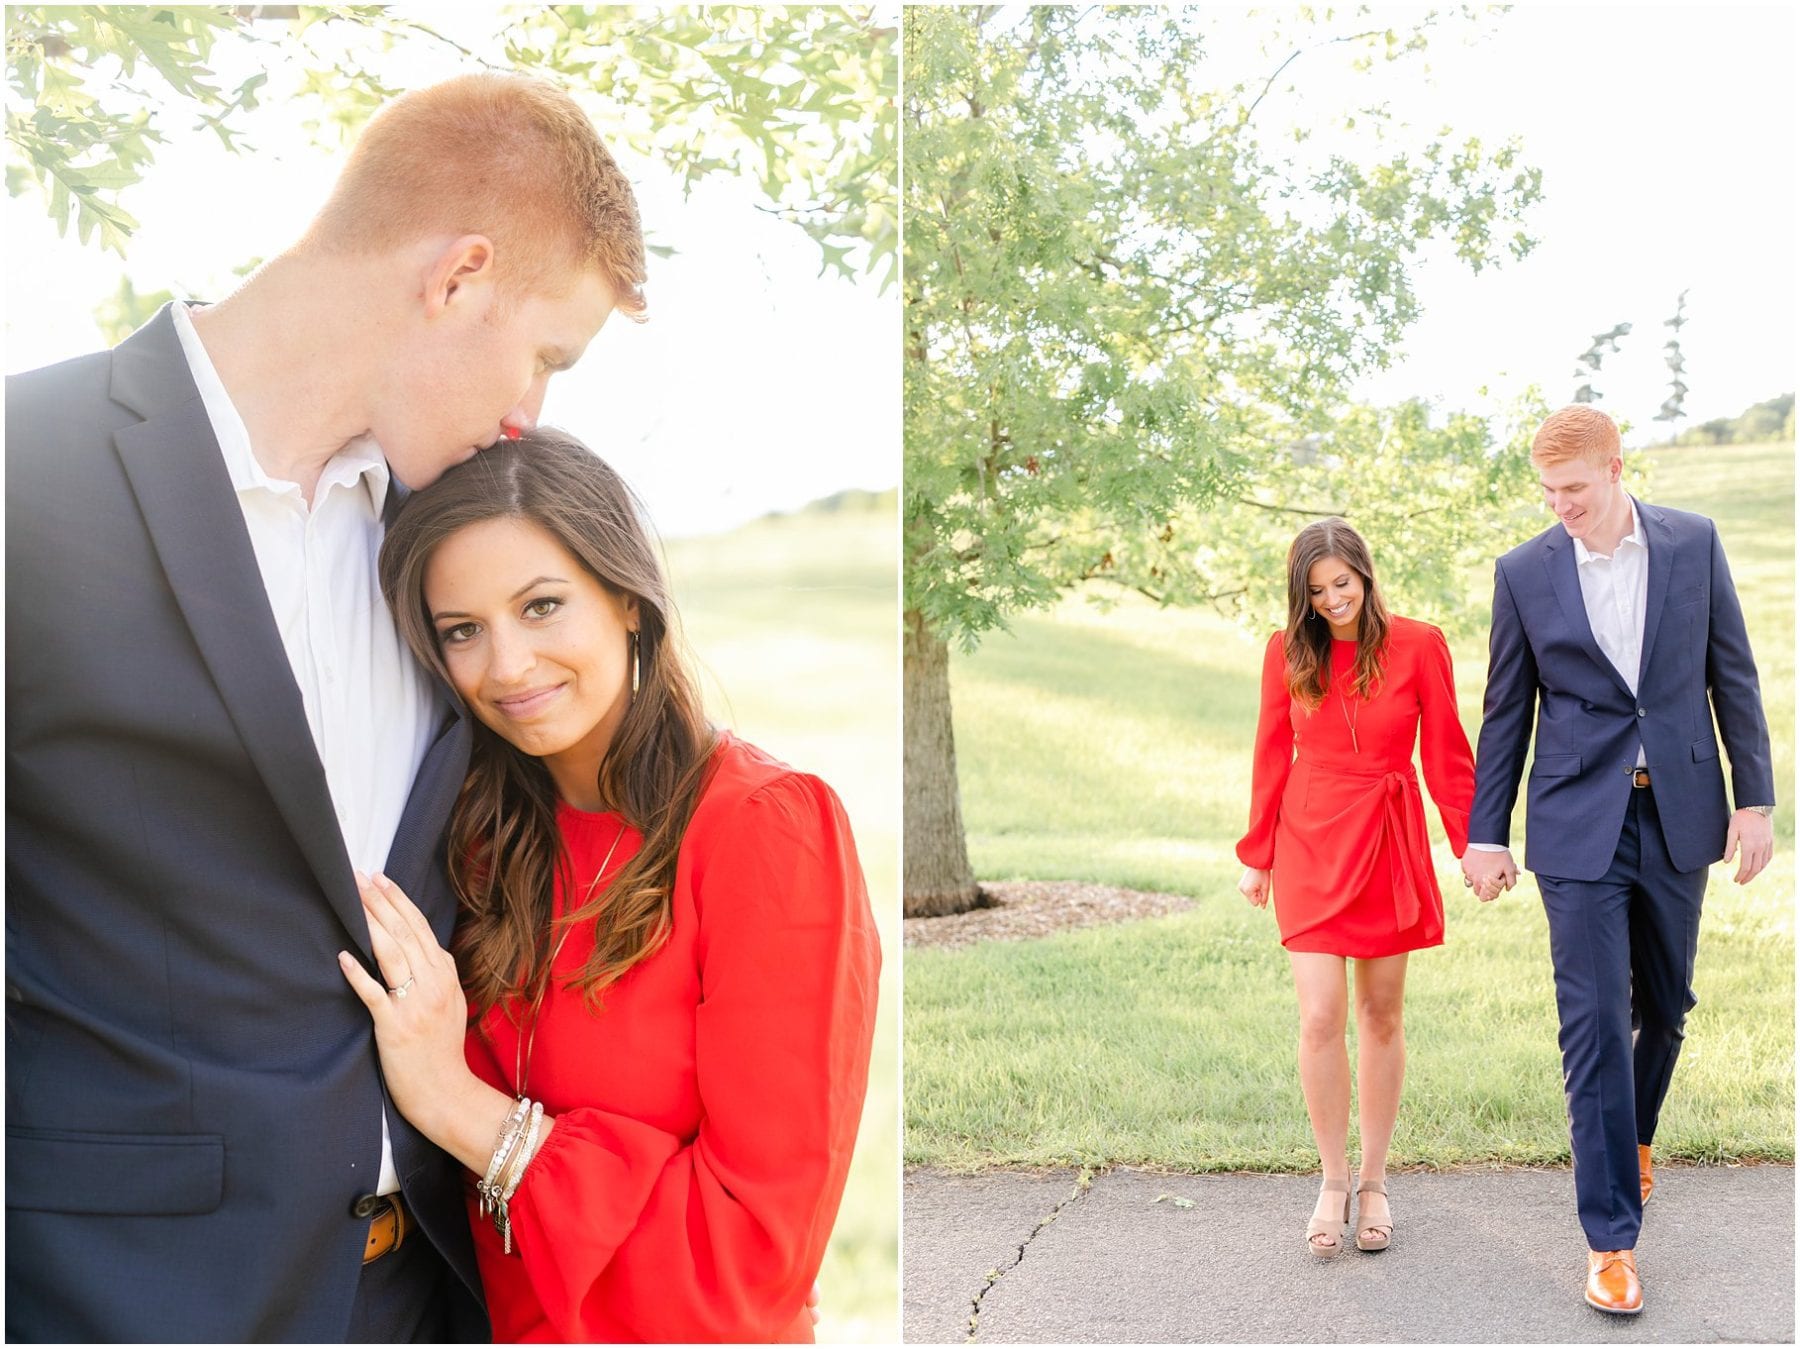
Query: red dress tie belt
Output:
[[1293, 757, 1434, 934], [1373, 768, 1433, 933]]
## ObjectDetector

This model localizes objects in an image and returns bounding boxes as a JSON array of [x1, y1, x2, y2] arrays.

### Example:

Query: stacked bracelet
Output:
[[497, 1101, 545, 1254], [479, 1096, 549, 1254], [477, 1097, 530, 1222]]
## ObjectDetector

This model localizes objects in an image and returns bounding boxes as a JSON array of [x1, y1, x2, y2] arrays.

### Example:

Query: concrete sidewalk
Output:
[[904, 1164, 1794, 1343]]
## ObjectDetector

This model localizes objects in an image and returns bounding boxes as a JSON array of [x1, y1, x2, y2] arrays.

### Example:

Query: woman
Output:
[[1236, 518, 1475, 1258], [336, 430, 881, 1341]]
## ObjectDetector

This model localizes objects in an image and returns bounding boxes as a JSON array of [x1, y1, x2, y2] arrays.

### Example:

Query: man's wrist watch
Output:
[[1742, 804, 1775, 819]]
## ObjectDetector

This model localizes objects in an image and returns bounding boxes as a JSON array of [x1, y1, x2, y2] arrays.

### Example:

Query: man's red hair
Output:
[[304, 73, 645, 317], [1531, 405, 1621, 467]]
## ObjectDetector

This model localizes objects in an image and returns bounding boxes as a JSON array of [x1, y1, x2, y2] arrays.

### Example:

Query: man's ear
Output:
[[422, 235, 498, 318]]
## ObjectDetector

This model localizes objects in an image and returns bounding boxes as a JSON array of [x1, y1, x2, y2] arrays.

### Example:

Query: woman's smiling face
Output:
[[424, 515, 637, 801], [1307, 555, 1365, 639]]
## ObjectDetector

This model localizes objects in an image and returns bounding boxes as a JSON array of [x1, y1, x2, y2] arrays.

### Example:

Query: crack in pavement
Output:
[[965, 1169, 1099, 1343]]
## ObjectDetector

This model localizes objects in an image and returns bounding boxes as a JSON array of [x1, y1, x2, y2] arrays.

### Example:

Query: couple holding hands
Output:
[[7, 75, 880, 1342], [1237, 405, 1774, 1315]]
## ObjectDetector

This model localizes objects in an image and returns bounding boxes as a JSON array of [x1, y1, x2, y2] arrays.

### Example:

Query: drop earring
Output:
[[631, 632, 641, 696]]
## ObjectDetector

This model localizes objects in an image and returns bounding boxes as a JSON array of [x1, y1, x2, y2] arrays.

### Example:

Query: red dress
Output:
[[463, 733, 882, 1343], [1237, 616, 1475, 957]]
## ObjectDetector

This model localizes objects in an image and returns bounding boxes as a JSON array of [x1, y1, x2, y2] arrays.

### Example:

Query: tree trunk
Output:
[[903, 607, 982, 916]]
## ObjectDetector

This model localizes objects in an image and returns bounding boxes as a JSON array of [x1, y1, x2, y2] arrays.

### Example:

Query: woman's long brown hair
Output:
[[379, 430, 716, 1012], [1282, 518, 1391, 710]]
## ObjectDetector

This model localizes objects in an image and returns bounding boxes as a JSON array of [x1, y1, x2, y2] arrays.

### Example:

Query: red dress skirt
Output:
[[463, 733, 881, 1342], [1237, 616, 1475, 957]]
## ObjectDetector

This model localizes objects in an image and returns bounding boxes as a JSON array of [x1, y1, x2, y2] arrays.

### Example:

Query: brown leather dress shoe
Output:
[[1639, 1144, 1654, 1204], [1586, 1249, 1643, 1315]]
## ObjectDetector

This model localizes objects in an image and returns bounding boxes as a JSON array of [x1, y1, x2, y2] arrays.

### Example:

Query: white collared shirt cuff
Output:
[[1466, 842, 1512, 853]]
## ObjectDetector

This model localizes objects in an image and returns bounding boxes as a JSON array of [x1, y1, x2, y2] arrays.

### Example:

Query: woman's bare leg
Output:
[[1290, 951, 1351, 1246], [1352, 952, 1409, 1238]]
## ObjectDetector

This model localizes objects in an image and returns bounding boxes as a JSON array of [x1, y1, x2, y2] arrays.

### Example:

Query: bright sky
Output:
[[8, 4, 1789, 514], [3, 9, 898, 538], [1216, 2, 1797, 441]]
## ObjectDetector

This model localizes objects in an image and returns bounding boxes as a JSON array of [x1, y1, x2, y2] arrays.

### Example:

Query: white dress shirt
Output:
[[1573, 497, 1650, 767], [173, 302, 438, 1194], [1573, 497, 1650, 702]]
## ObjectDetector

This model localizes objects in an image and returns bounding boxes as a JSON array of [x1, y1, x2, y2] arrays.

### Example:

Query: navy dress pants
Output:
[[346, 1225, 453, 1343], [1537, 787, 1707, 1252]]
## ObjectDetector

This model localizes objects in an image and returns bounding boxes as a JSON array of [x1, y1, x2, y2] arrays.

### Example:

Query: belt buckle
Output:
[[1631, 768, 1651, 789], [361, 1194, 409, 1265]]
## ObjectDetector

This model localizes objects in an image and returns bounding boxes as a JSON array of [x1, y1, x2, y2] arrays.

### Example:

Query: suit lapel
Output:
[[1636, 498, 1675, 686], [110, 305, 371, 958], [1542, 526, 1634, 698], [382, 478, 409, 528]]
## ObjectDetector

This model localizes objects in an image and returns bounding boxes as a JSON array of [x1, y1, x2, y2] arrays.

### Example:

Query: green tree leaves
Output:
[[905, 7, 1546, 649], [505, 7, 897, 290], [8, 7, 269, 253], [5, 5, 896, 286]]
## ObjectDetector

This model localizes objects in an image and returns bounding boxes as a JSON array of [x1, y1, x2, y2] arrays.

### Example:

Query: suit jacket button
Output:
[[1637, 708, 1646, 717], [350, 1193, 383, 1219]]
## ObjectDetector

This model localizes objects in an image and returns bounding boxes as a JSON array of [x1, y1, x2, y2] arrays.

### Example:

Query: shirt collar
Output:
[[321, 435, 393, 514], [170, 301, 392, 514], [1572, 495, 1645, 566]]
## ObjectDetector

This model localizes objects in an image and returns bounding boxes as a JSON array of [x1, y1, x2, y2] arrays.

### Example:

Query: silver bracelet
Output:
[[494, 1101, 545, 1255], [499, 1102, 545, 1204], [478, 1097, 531, 1220]]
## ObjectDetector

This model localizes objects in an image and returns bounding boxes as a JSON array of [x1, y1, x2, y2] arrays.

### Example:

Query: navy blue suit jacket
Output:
[[5, 305, 486, 1340], [1469, 498, 1774, 881]]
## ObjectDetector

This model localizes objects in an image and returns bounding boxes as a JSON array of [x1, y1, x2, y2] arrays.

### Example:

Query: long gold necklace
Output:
[[1336, 648, 1361, 753], [1340, 687, 1361, 753], [514, 822, 627, 1094]]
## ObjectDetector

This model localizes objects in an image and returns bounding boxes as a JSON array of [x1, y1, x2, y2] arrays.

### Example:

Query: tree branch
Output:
[[754, 198, 851, 219], [1242, 48, 1304, 126], [1243, 27, 1393, 127], [1234, 495, 1342, 518], [1084, 576, 1251, 608]]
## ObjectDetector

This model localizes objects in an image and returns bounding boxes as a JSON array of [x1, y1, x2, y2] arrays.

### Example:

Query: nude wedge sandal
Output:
[[1356, 1177, 1392, 1251], [1306, 1177, 1352, 1259]]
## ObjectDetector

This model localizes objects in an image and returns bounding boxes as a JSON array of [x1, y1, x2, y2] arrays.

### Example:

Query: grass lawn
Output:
[[905, 444, 1793, 1173], [666, 493, 898, 1342]]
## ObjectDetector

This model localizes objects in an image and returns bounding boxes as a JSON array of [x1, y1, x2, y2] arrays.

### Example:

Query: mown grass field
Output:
[[905, 444, 1794, 1173], [666, 493, 898, 1341]]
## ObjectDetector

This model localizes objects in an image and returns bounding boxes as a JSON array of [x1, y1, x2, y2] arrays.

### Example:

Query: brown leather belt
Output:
[[360, 1193, 411, 1265], [1631, 768, 1652, 789]]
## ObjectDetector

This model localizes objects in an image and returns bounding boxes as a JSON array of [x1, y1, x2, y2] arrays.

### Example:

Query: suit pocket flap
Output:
[[1530, 753, 1581, 778], [5, 1127, 224, 1215], [1692, 738, 1719, 762]]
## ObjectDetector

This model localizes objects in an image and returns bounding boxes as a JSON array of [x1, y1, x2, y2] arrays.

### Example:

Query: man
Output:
[[1461, 405, 1774, 1316], [7, 73, 641, 1340]]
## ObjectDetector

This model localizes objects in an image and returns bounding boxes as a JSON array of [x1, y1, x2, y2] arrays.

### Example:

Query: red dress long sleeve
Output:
[[464, 733, 882, 1343], [1416, 622, 1476, 856], [1236, 616, 1476, 957], [1238, 630, 1298, 871]]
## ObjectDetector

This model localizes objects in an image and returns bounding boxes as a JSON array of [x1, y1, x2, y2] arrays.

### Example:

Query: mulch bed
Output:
[[904, 879, 1195, 950]]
